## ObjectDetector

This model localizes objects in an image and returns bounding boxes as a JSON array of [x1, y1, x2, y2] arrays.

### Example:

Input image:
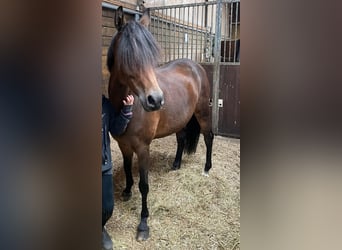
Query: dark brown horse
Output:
[[107, 7, 214, 241]]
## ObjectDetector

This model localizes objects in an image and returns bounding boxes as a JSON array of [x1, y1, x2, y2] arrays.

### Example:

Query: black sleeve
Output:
[[103, 96, 133, 136]]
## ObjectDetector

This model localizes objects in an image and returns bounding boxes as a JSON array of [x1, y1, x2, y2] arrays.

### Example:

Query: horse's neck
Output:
[[109, 81, 129, 113]]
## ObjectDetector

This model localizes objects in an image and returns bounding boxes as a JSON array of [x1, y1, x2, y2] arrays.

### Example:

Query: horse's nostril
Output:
[[147, 95, 155, 106], [147, 94, 164, 110]]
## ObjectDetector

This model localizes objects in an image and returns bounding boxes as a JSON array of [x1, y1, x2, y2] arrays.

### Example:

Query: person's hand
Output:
[[123, 95, 134, 106]]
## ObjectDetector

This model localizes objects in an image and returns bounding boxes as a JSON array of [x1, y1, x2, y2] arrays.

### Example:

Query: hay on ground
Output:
[[107, 135, 240, 249]]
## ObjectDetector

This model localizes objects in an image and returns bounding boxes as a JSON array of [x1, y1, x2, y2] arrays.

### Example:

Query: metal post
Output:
[[212, 0, 222, 134]]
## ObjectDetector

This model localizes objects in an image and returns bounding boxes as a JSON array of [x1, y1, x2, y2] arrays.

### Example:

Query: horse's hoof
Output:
[[171, 164, 180, 170], [122, 191, 132, 201], [136, 227, 149, 241], [202, 171, 209, 177]]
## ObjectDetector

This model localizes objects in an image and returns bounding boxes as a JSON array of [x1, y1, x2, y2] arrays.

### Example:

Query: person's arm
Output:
[[107, 95, 134, 136]]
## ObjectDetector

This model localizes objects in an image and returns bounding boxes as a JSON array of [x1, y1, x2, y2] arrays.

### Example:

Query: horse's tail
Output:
[[184, 115, 201, 154]]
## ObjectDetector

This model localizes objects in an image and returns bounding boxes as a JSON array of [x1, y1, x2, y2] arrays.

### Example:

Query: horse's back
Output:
[[157, 58, 209, 92]]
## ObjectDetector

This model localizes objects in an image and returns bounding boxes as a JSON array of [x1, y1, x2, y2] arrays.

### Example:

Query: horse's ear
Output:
[[115, 6, 125, 31], [139, 8, 150, 27]]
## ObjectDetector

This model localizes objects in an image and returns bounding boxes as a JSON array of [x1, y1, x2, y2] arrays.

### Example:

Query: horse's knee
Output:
[[138, 180, 149, 195], [204, 131, 214, 145]]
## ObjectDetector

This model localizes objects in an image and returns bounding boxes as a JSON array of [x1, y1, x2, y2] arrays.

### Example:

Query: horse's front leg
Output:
[[135, 144, 150, 241], [119, 145, 134, 201]]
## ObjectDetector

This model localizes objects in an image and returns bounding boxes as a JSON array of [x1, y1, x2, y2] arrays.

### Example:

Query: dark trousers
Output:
[[102, 174, 114, 227]]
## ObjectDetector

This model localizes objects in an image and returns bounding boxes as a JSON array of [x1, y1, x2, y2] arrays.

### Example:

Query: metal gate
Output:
[[149, 0, 240, 137], [102, 0, 240, 137]]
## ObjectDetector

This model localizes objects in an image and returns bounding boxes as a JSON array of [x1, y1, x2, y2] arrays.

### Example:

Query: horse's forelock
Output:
[[114, 21, 160, 75]]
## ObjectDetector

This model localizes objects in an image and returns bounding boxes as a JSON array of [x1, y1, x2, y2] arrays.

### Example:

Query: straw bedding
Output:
[[107, 135, 240, 249]]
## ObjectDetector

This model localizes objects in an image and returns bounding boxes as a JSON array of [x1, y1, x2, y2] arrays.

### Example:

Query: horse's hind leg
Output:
[[203, 130, 214, 175], [172, 129, 186, 170], [195, 114, 214, 175]]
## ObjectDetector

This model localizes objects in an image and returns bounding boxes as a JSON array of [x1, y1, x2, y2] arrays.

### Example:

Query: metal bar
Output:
[[203, 5, 206, 62], [212, 0, 223, 134], [166, 9, 169, 62], [173, 9, 175, 61], [181, 7, 185, 58], [170, 9, 172, 60], [228, 2, 233, 62], [186, 6, 190, 59], [155, 10, 159, 59], [169, 9, 173, 61], [148, 0, 240, 11], [158, 10, 161, 62], [101, 2, 141, 16], [161, 9, 165, 62], [177, 7, 180, 59], [191, 6, 195, 60], [167, 9, 170, 61], [223, 3, 228, 62], [195, 5, 199, 61], [225, 3, 229, 62], [164, 9, 167, 62], [159, 10, 162, 58], [173, 8, 176, 59], [233, 2, 239, 62], [169, 9, 171, 61], [211, 4, 215, 62], [200, 4, 205, 62], [171, 9, 174, 61]]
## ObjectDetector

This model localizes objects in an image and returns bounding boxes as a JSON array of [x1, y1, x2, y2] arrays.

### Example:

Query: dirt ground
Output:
[[107, 135, 240, 249]]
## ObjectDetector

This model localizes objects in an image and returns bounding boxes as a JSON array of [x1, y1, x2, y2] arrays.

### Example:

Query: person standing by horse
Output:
[[102, 94, 134, 250]]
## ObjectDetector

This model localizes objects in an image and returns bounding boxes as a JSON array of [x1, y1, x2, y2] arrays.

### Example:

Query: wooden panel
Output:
[[218, 65, 240, 137], [201, 64, 240, 138], [102, 37, 113, 47], [102, 26, 116, 37], [102, 16, 115, 27], [102, 7, 115, 92], [102, 8, 115, 18]]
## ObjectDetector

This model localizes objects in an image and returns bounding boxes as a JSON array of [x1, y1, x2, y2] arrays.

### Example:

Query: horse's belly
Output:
[[154, 108, 194, 138]]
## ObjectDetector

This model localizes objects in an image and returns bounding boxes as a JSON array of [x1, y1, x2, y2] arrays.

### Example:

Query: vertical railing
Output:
[[149, 1, 239, 64], [211, 0, 222, 134]]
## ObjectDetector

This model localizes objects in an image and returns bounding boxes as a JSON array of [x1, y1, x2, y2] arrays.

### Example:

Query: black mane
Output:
[[106, 20, 160, 73], [106, 35, 116, 71]]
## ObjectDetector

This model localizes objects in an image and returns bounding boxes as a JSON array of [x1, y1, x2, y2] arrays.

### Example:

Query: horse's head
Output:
[[108, 7, 164, 112]]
